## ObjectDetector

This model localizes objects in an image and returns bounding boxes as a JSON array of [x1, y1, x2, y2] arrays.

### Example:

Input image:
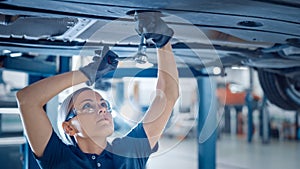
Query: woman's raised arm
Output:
[[134, 11, 179, 148], [16, 71, 87, 157], [17, 49, 118, 157]]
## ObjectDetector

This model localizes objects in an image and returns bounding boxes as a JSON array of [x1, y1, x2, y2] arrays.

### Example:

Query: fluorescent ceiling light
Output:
[[231, 66, 248, 70], [0, 108, 20, 114], [10, 52, 22, 57]]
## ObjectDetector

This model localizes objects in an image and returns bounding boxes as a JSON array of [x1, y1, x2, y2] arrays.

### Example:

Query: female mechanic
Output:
[[17, 11, 178, 169]]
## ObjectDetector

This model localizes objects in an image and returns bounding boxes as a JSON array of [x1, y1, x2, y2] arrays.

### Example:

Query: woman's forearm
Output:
[[17, 70, 87, 108], [157, 42, 179, 101], [142, 42, 179, 148]]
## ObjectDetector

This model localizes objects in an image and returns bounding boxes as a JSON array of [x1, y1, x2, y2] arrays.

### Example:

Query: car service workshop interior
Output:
[[0, 1, 300, 169]]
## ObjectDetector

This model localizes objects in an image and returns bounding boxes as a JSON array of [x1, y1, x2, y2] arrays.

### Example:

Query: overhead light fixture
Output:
[[10, 52, 22, 57], [212, 67, 221, 75], [231, 66, 248, 70], [0, 108, 20, 114], [2, 49, 11, 54]]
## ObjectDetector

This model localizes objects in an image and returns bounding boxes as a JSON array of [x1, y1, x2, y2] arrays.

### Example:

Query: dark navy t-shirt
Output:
[[36, 123, 158, 169]]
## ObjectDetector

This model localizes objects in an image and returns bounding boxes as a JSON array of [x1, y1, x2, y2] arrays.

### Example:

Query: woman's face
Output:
[[70, 90, 114, 139]]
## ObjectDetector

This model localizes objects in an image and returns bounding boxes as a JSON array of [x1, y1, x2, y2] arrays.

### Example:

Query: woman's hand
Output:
[[79, 46, 119, 86], [134, 11, 174, 48]]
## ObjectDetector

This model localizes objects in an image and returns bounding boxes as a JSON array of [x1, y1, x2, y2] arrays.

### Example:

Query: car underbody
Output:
[[0, 0, 299, 110]]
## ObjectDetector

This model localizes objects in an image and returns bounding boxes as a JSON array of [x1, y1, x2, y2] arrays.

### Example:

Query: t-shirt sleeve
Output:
[[112, 123, 158, 158], [126, 123, 159, 153], [35, 130, 70, 168]]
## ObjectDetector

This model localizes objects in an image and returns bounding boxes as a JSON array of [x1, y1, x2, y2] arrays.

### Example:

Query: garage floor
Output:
[[147, 135, 300, 169]]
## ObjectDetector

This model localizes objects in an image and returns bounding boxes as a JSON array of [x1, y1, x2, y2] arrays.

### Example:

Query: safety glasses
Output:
[[65, 100, 111, 122]]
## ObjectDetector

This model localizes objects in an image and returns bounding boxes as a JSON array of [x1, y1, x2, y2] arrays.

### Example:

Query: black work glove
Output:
[[134, 11, 174, 48], [79, 46, 118, 86]]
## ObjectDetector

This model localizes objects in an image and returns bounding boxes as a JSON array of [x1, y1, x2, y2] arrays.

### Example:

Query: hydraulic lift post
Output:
[[197, 76, 217, 169]]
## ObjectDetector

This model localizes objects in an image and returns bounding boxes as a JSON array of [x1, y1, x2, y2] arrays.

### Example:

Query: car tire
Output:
[[257, 68, 300, 110]]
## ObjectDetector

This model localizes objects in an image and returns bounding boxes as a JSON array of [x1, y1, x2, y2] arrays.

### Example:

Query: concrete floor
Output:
[[147, 135, 300, 169]]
